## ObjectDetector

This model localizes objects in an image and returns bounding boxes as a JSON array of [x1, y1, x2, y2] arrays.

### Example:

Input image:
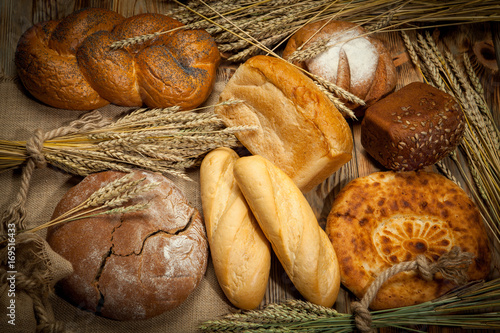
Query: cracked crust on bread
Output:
[[46, 170, 208, 320]]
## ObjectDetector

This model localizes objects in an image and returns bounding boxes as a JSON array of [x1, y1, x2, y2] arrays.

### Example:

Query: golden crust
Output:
[[233, 155, 341, 307], [200, 148, 271, 310], [15, 9, 220, 111], [215, 55, 353, 192], [326, 171, 491, 310]]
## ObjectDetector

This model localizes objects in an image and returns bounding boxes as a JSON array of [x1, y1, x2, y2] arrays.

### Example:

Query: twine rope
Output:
[[1, 270, 67, 333], [0, 110, 110, 234], [351, 246, 475, 332], [0, 110, 109, 333]]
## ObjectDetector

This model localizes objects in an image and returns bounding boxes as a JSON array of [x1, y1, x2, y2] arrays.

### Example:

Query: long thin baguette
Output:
[[200, 148, 271, 310], [233, 155, 340, 307]]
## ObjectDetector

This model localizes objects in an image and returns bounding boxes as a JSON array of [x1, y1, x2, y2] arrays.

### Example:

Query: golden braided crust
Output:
[[15, 8, 220, 111]]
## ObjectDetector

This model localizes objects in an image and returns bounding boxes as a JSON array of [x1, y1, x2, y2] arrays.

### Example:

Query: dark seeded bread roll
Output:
[[46, 170, 208, 321], [361, 82, 465, 171]]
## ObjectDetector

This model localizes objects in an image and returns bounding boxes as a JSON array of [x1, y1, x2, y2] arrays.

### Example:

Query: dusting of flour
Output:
[[305, 29, 379, 88]]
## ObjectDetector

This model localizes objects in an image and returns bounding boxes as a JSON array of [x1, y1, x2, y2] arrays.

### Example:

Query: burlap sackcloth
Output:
[[0, 74, 239, 332]]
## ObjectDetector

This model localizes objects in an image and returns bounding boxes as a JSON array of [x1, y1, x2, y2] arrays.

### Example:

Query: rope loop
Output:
[[352, 246, 474, 332], [26, 128, 47, 169]]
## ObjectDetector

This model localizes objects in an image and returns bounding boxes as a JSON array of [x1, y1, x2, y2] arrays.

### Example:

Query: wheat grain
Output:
[[103, 203, 150, 216], [310, 73, 365, 107], [0, 101, 249, 180], [415, 34, 448, 92], [86, 174, 141, 207], [226, 31, 290, 61], [314, 83, 356, 119], [103, 181, 160, 208], [436, 159, 462, 187], [287, 37, 331, 63]]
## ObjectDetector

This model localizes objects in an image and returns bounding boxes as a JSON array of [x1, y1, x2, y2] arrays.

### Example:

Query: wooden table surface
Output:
[[1, 1, 499, 332]]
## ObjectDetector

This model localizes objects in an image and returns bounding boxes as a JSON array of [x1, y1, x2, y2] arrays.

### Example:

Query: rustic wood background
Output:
[[1, 1, 499, 332]]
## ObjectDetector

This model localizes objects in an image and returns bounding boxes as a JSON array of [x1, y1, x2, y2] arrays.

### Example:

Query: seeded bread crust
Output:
[[360, 82, 464, 171]]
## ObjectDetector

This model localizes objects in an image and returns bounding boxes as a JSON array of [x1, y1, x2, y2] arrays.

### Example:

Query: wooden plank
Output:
[[0, 1, 498, 331]]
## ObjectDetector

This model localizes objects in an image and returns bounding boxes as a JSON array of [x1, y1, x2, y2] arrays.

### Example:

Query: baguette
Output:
[[233, 155, 341, 307], [200, 148, 271, 310]]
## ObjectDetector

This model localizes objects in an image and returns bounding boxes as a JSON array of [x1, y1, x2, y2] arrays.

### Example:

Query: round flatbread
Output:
[[326, 171, 491, 309]]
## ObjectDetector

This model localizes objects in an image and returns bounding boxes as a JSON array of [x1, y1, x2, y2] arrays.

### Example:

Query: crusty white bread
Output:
[[200, 148, 271, 310], [233, 155, 341, 307], [282, 19, 397, 117], [215, 55, 353, 193]]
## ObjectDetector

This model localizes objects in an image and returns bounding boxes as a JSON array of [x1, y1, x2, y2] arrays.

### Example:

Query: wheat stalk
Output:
[[165, 0, 499, 61], [200, 279, 500, 332], [0, 100, 255, 181], [401, 30, 500, 243], [0, 173, 159, 239]]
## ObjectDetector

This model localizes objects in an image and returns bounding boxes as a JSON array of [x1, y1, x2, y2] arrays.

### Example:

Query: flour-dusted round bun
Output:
[[15, 8, 220, 111], [46, 170, 208, 321], [283, 20, 397, 116], [215, 55, 353, 193], [326, 171, 491, 310], [361, 82, 465, 171]]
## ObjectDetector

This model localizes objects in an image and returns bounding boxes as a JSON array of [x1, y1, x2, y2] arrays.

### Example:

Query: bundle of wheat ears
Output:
[[200, 278, 500, 332], [0, 100, 254, 181], [164, 0, 500, 62]]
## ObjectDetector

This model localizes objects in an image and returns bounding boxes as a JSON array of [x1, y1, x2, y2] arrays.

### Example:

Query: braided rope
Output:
[[1, 270, 68, 333], [0, 110, 107, 332], [352, 246, 474, 332]]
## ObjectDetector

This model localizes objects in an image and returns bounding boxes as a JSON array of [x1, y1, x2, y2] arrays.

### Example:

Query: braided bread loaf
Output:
[[15, 8, 221, 111]]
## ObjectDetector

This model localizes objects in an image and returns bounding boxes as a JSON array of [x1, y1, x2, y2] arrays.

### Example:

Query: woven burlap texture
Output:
[[0, 76, 234, 333]]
